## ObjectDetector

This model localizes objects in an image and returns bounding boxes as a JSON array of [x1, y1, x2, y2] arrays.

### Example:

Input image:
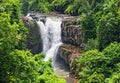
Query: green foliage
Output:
[[71, 42, 120, 82], [87, 72, 105, 83], [3, 0, 21, 24], [0, 0, 27, 82], [7, 50, 40, 82], [0, 0, 27, 55], [108, 63, 120, 82], [65, 0, 80, 15], [35, 53, 66, 83], [33, 0, 50, 13], [30, 0, 50, 13], [83, 39, 98, 51], [0, 0, 66, 82], [77, 0, 104, 43], [80, 13, 96, 42], [77, 0, 120, 50], [20, 0, 30, 15], [39, 72, 66, 83], [0, 50, 66, 83], [51, 0, 70, 13], [20, 0, 52, 14], [103, 42, 120, 67], [97, 0, 120, 50]]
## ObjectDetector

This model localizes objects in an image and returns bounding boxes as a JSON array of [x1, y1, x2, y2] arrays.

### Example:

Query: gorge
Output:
[[24, 13, 83, 82]]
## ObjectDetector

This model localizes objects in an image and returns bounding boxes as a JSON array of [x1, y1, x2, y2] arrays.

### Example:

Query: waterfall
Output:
[[26, 14, 70, 78], [36, 17, 62, 62]]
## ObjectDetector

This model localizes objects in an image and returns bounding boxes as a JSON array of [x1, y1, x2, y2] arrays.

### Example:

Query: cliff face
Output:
[[22, 17, 43, 54], [58, 16, 83, 66], [57, 44, 82, 64], [62, 25, 83, 47]]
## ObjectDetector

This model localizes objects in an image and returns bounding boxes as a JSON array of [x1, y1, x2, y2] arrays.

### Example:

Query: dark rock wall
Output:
[[57, 44, 82, 64], [62, 25, 83, 47], [58, 18, 83, 67], [22, 18, 43, 54]]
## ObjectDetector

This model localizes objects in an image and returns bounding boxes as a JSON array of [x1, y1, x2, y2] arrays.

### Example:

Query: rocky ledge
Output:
[[57, 44, 82, 64], [62, 25, 83, 47]]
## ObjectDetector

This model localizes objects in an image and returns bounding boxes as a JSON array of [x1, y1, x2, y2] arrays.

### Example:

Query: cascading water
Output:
[[26, 14, 73, 82], [36, 17, 63, 69], [36, 16, 70, 79]]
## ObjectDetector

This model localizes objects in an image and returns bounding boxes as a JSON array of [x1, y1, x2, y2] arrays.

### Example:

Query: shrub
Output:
[[97, 0, 120, 50], [83, 38, 98, 51], [0, 50, 66, 83], [71, 42, 120, 83]]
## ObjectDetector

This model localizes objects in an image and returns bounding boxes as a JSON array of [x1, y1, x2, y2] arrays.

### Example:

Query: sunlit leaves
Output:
[[7, 50, 66, 83], [8, 50, 40, 82]]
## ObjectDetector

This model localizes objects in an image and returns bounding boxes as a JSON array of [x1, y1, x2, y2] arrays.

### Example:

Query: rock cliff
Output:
[[62, 25, 83, 47], [57, 44, 82, 64], [22, 17, 43, 54], [59, 16, 83, 66]]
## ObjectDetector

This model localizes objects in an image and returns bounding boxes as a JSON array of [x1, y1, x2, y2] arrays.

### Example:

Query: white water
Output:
[[37, 17, 70, 78], [26, 13, 33, 20], [35, 17, 71, 81], [36, 17, 62, 63]]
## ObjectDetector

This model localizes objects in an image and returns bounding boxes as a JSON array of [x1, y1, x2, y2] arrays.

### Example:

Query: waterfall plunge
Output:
[[36, 17, 62, 62], [37, 17, 69, 78]]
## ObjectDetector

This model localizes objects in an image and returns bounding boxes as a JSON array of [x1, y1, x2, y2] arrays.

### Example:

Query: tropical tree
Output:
[[97, 0, 120, 50]]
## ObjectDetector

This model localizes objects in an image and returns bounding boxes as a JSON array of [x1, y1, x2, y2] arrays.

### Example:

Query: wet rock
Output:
[[62, 16, 78, 22]]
